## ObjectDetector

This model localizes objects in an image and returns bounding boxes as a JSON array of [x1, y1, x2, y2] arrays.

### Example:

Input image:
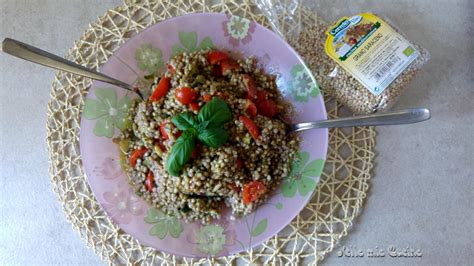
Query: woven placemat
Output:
[[46, 0, 375, 264]]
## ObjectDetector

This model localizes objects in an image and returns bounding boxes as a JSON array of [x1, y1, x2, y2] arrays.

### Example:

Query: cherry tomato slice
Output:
[[257, 99, 279, 118], [242, 74, 257, 100], [242, 180, 267, 204], [129, 147, 148, 168], [256, 89, 269, 103], [189, 102, 200, 112], [167, 64, 175, 73], [150, 77, 170, 102], [221, 58, 239, 75], [145, 171, 154, 192], [175, 87, 198, 105], [239, 115, 260, 140], [160, 121, 174, 140], [203, 94, 213, 103], [245, 99, 257, 118], [157, 141, 167, 152], [207, 51, 229, 64]]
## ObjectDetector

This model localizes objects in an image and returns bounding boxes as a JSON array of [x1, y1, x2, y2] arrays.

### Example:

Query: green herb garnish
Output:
[[198, 97, 232, 128], [198, 127, 229, 148], [172, 112, 197, 130], [165, 129, 197, 176], [166, 98, 232, 176]]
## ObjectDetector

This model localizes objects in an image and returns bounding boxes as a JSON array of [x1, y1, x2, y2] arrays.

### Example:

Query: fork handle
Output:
[[291, 108, 431, 132]]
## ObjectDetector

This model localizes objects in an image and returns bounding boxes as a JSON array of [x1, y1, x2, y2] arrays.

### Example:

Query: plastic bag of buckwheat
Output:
[[256, 0, 430, 114]]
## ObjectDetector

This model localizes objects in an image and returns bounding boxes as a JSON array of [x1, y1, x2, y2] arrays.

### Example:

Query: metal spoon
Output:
[[290, 108, 430, 132], [2, 38, 143, 99]]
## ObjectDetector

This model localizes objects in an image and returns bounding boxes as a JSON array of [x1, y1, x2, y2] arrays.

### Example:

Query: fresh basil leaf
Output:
[[198, 127, 229, 148], [172, 112, 196, 131], [185, 127, 198, 138], [166, 134, 196, 176], [197, 98, 232, 128], [196, 120, 210, 132]]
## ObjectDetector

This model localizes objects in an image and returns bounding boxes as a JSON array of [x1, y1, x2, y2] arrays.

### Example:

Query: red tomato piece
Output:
[[129, 147, 148, 168], [257, 99, 279, 118], [175, 87, 197, 105], [167, 64, 175, 73], [242, 180, 267, 204], [239, 115, 260, 140], [189, 102, 200, 112], [150, 77, 170, 102], [221, 58, 239, 75], [160, 121, 174, 140], [245, 99, 257, 118], [157, 141, 167, 152], [203, 94, 213, 103], [207, 51, 229, 65], [145, 171, 154, 192], [242, 74, 257, 100], [256, 89, 269, 103]]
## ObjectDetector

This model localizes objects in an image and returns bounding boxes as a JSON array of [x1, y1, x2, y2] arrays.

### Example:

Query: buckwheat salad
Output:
[[116, 50, 300, 223]]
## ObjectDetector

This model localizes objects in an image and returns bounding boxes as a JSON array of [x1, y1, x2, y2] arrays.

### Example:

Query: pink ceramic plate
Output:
[[80, 13, 328, 258]]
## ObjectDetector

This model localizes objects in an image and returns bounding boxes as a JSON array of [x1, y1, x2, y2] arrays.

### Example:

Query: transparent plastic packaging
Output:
[[256, 1, 430, 114]]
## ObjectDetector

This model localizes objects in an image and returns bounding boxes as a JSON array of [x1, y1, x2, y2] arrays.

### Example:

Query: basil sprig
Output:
[[198, 128, 229, 148], [165, 130, 196, 176], [172, 112, 197, 130], [198, 97, 233, 128], [166, 98, 232, 176]]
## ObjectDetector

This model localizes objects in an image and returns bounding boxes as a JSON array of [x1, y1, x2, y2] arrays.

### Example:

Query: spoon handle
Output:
[[291, 108, 431, 132], [2, 38, 138, 94]]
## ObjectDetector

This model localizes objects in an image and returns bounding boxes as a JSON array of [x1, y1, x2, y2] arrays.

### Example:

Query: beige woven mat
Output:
[[46, 0, 375, 264]]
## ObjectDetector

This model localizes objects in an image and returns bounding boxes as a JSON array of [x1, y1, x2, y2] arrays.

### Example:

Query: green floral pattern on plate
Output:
[[288, 64, 320, 102], [226, 16, 250, 40], [222, 15, 256, 47], [83, 88, 132, 138], [195, 224, 226, 255], [171, 32, 214, 56], [135, 44, 163, 74], [250, 218, 268, 237], [144, 208, 183, 239], [281, 151, 324, 197]]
